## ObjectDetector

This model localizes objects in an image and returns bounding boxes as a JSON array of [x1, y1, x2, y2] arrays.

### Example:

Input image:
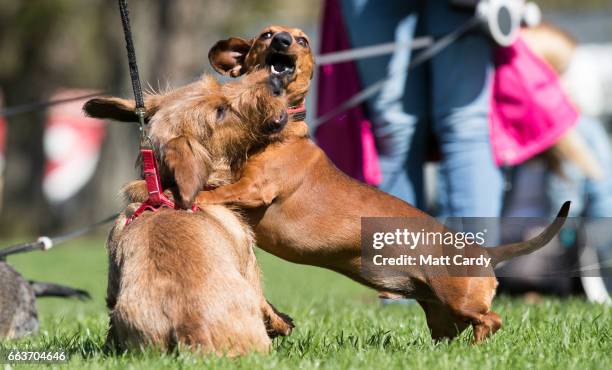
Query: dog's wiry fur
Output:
[[106, 204, 290, 355], [85, 69, 290, 208], [85, 70, 294, 354]]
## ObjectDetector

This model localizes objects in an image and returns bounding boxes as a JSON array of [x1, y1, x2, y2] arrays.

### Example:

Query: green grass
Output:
[[1, 237, 610, 369]]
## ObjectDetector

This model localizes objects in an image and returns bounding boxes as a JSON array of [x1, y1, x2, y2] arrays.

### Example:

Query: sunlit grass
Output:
[[0, 238, 609, 369]]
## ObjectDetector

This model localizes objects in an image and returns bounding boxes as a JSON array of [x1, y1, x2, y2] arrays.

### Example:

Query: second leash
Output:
[[0, 213, 118, 259]]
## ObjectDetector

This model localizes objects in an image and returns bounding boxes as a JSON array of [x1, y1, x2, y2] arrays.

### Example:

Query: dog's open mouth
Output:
[[267, 52, 296, 75]]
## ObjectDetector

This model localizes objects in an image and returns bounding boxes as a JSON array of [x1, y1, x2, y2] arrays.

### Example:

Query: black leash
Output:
[[117, 0, 148, 138], [0, 213, 118, 259], [118, 0, 144, 112], [116, 0, 175, 224]]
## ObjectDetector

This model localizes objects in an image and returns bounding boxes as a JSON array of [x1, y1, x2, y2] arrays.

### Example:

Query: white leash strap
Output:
[[316, 37, 433, 66]]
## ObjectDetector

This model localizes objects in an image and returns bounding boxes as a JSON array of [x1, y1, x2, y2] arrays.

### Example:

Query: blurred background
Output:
[[0, 0, 321, 235], [0, 0, 611, 237]]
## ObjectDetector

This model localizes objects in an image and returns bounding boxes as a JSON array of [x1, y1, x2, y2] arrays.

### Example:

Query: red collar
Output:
[[288, 103, 306, 121]]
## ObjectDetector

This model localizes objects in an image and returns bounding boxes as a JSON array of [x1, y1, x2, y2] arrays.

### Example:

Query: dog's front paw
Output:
[[194, 190, 214, 205]]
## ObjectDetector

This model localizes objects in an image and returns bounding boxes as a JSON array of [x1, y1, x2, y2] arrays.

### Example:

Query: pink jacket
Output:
[[315, 0, 578, 184], [314, 0, 381, 185], [490, 37, 578, 166]]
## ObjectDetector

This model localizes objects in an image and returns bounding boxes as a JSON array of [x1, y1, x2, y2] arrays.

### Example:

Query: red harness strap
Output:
[[126, 148, 176, 225]]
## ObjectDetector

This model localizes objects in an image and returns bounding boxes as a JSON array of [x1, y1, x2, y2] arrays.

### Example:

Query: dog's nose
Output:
[[271, 111, 288, 131], [271, 32, 292, 51]]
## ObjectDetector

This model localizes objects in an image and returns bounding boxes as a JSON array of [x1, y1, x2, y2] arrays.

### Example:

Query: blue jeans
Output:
[[547, 116, 612, 268], [340, 0, 503, 217], [546, 116, 612, 218]]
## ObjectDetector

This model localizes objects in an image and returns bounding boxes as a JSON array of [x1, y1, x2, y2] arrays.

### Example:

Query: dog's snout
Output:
[[271, 32, 292, 50], [269, 74, 284, 96], [265, 110, 288, 134], [273, 111, 288, 130]]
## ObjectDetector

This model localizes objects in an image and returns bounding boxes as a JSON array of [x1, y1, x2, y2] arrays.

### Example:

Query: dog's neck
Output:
[[281, 122, 309, 142], [280, 94, 309, 140], [286, 82, 310, 109]]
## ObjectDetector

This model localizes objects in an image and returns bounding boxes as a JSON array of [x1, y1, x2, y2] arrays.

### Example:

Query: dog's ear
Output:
[[208, 37, 253, 77], [83, 96, 161, 122], [163, 136, 210, 208]]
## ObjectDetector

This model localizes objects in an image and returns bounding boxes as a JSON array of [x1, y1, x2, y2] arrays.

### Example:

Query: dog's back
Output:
[[106, 204, 270, 355]]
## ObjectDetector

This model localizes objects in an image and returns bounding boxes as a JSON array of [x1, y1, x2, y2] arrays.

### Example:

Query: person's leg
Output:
[[577, 116, 612, 302], [545, 116, 612, 302], [580, 117, 612, 218], [427, 3, 503, 218], [545, 116, 612, 217], [544, 150, 587, 217], [570, 116, 612, 300], [340, 0, 428, 208]]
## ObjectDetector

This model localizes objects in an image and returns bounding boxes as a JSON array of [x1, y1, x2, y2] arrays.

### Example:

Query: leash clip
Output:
[[136, 107, 146, 132], [135, 107, 155, 149], [37, 236, 53, 251]]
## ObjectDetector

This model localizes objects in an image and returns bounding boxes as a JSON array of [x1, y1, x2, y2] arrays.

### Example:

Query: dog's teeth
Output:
[[271, 65, 280, 74]]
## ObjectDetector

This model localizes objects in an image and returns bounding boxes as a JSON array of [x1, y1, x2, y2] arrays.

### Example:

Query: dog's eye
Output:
[[216, 106, 226, 121], [260, 31, 273, 40], [296, 37, 309, 47]]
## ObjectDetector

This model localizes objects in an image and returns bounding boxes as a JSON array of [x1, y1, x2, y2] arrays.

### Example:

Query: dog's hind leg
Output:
[[262, 300, 294, 338]]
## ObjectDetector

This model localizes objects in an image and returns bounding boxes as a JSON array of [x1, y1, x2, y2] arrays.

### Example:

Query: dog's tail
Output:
[[487, 201, 571, 267], [29, 281, 91, 301]]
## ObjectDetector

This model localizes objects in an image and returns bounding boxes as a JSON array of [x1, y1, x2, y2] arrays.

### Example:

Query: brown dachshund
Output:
[[196, 25, 570, 343], [86, 70, 294, 354], [125, 26, 570, 343]]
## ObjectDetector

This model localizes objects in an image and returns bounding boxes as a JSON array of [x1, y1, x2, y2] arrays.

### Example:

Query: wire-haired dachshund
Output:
[[85, 70, 294, 354]]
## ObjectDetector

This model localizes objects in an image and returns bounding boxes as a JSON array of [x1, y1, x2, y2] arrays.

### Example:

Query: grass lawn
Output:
[[0, 236, 610, 369]]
